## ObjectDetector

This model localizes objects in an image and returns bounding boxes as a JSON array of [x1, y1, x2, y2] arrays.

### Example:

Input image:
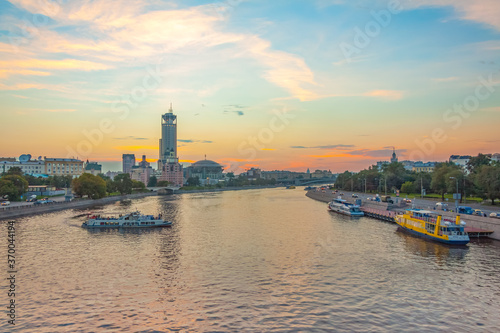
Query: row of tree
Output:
[[0, 168, 29, 201], [335, 154, 500, 204], [72, 173, 146, 199]]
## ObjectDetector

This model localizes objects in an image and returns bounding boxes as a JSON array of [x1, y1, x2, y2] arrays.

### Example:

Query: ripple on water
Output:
[[3, 189, 500, 332]]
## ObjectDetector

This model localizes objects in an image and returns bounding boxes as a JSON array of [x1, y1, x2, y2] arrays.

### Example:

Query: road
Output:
[[0, 196, 66, 210]]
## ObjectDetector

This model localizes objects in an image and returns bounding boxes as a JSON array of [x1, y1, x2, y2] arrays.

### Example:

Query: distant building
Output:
[[311, 169, 333, 178], [390, 147, 398, 163], [122, 154, 136, 174], [45, 157, 84, 177], [84, 161, 102, 176], [157, 104, 183, 186], [261, 170, 308, 180], [184, 159, 224, 185], [412, 162, 436, 173], [449, 155, 471, 168], [244, 167, 261, 181], [130, 155, 153, 186], [0, 154, 45, 176], [105, 171, 120, 180], [0, 157, 16, 162]]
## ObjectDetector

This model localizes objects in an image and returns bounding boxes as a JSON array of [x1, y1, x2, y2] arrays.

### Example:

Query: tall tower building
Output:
[[122, 154, 136, 173], [158, 104, 183, 186], [390, 147, 398, 163], [159, 103, 178, 164]]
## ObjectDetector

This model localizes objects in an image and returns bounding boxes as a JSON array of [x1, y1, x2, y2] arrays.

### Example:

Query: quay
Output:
[[306, 190, 497, 240]]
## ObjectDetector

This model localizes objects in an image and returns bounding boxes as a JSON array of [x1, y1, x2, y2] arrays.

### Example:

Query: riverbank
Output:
[[306, 190, 500, 241], [0, 185, 282, 220], [0, 192, 156, 220]]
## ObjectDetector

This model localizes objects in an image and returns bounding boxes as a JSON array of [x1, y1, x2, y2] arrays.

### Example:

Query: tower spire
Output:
[[169, 103, 173, 113]]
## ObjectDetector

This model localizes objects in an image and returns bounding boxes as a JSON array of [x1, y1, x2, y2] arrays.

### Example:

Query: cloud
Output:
[[432, 77, 459, 82], [291, 144, 355, 149], [114, 136, 148, 140], [113, 145, 158, 151], [178, 139, 213, 143], [5, 1, 322, 101], [401, 0, 500, 32], [363, 90, 404, 100], [224, 110, 245, 116], [345, 148, 407, 158]]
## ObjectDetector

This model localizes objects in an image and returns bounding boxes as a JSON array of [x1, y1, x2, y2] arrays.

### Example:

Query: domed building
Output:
[[184, 159, 224, 185]]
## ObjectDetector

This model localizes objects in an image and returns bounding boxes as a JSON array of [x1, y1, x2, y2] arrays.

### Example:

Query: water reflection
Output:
[[396, 230, 469, 264]]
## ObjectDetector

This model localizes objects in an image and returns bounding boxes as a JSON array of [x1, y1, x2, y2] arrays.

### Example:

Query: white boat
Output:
[[328, 198, 364, 217], [82, 211, 172, 228]]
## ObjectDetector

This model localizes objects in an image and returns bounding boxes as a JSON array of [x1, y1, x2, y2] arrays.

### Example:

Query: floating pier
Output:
[[361, 207, 397, 223]]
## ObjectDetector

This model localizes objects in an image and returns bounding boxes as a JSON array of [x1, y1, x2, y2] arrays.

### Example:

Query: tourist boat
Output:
[[328, 198, 364, 217], [82, 211, 172, 228], [395, 209, 469, 245]]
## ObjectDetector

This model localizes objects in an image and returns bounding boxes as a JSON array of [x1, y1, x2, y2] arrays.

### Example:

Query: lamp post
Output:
[[450, 176, 459, 212]]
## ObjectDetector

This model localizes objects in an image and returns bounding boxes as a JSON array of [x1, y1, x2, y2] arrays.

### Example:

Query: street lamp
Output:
[[450, 176, 459, 212]]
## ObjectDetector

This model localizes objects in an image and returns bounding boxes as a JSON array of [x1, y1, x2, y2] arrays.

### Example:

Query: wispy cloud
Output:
[[113, 136, 148, 140], [363, 90, 404, 100], [291, 144, 355, 150], [432, 77, 459, 83], [178, 139, 213, 143]]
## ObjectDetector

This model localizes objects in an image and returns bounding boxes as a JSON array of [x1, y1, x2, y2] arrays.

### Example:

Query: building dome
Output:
[[191, 160, 224, 168]]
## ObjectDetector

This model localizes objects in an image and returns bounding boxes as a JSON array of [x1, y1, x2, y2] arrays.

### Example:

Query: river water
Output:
[[2, 188, 499, 332]]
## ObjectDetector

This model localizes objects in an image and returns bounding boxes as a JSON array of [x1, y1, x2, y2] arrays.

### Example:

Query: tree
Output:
[[113, 173, 133, 194], [0, 175, 29, 201], [187, 176, 200, 187], [0, 179, 20, 201], [401, 181, 415, 195], [467, 154, 491, 174], [475, 165, 500, 205], [148, 175, 158, 187], [6, 167, 23, 176], [132, 180, 146, 190], [157, 180, 171, 187], [431, 163, 460, 200], [72, 174, 106, 199], [106, 178, 117, 194]]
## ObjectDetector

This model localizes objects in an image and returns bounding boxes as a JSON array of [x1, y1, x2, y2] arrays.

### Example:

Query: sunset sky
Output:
[[1, 0, 499, 173]]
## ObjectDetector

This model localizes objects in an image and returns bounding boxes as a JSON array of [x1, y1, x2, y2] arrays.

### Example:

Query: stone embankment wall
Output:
[[305, 190, 500, 240], [0, 192, 156, 220]]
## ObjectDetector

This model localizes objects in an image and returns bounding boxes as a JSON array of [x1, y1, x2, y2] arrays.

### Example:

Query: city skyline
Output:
[[1, 0, 500, 173]]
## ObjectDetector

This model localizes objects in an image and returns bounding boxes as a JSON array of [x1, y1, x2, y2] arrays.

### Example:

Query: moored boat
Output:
[[82, 211, 172, 228], [328, 198, 364, 217], [395, 209, 469, 245]]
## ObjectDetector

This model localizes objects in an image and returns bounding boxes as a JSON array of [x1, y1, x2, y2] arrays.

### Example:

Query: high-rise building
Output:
[[158, 104, 183, 186], [122, 154, 136, 173]]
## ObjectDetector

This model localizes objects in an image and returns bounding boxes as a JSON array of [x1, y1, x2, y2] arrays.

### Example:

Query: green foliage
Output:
[[71, 173, 107, 199], [50, 175, 73, 188], [401, 181, 415, 195], [6, 167, 23, 176], [113, 173, 133, 194], [431, 162, 461, 200], [0, 175, 29, 201], [157, 180, 171, 187], [148, 175, 158, 187], [0, 179, 20, 201], [474, 165, 500, 205], [187, 176, 200, 187], [132, 180, 146, 190], [467, 154, 491, 174]]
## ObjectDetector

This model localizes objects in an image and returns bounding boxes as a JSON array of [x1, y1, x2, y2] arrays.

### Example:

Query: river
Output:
[[2, 188, 499, 332]]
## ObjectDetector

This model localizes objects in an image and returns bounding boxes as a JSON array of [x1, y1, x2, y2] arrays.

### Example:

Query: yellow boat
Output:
[[395, 209, 469, 245]]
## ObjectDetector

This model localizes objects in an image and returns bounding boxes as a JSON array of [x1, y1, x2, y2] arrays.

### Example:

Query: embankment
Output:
[[0, 192, 156, 220], [306, 190, 500, 240]]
